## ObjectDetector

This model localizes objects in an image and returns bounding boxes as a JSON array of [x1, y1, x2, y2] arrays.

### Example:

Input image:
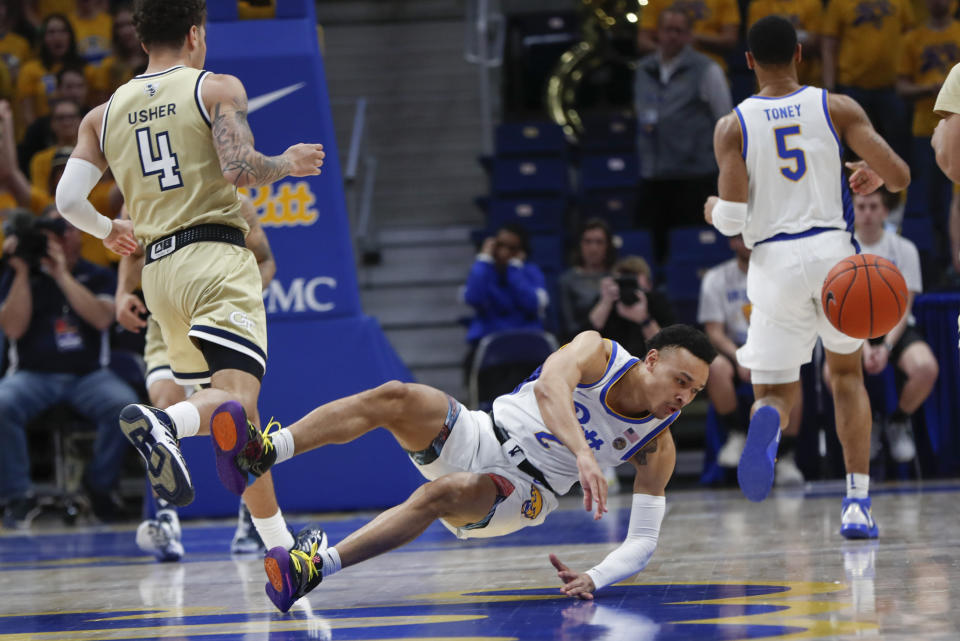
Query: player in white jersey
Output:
[[704, 16, 910, 538], [212, 325, 714, 612]]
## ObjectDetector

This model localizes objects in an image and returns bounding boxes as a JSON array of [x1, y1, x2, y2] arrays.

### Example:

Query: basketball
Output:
[[821, 254, 909, 339]]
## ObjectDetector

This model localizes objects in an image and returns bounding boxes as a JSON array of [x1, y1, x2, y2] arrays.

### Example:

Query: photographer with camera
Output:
[[0, 206, 136, 527], [588, 255, 677, 357]]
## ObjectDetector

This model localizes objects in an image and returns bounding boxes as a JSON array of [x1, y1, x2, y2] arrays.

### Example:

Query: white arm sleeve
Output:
[[711, 199, 748, 237], [585, 493, 665, 590], [55, 158, 112, 239]]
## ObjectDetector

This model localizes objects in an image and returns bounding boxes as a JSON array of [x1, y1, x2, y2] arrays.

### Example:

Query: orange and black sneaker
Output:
[[264, 526, 327, 613], [210, 401, 278, 495]]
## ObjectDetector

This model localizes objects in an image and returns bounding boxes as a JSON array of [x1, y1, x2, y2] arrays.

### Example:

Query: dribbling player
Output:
[[704, 16, 910, 538]]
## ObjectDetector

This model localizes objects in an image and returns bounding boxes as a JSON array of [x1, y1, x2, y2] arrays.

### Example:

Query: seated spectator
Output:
[[463, 223, 549, 399], [634, 8, 732, 261], [29, 98, 79, 189], [589, 255, 676, 357], [69, 0, 111, 64], [88, 2, 144, 104], [826, 191, 939, 463], [18, 65, 88, 173], [0, 206, 137, 527], [697, 234, 803, 484], [16, 13, 86, 129], [558, 218, 616, 341]]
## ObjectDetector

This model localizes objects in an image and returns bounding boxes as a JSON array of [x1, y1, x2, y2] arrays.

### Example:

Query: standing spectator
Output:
[[635, 8, 732, 261], [18, 65, 88, 173], [88, 2, 145, 104], [463, 223, 549, 399], [16, 13, 86, 128], [29, 97, 79, 191], [589, 255, 676, 357], [747, 0, 822, 87], [0, 1, 34, 83], [638, 0, 740, 72], [848, 191, 938, 462], [0, 207, 136, 526], [557, 218, 616, 341], [897, 0, 960, 231], [697, 235, 804, 483], [822, 0, 914, 162], [69, 0, 112, 65], [0, 100, 51, 227]]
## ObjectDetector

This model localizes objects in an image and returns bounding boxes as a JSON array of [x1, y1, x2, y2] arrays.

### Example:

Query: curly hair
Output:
[[133, 0, 206, 49]]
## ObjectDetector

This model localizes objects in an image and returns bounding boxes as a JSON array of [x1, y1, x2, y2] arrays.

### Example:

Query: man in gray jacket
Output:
[[635, 8, 732, 260]]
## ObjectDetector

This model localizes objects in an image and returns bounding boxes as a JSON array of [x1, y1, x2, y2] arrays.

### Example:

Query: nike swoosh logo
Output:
[[248, 82, 306, 114]]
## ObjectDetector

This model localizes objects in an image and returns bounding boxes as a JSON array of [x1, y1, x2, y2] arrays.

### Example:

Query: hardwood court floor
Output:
[[1, 481, 958, 640]]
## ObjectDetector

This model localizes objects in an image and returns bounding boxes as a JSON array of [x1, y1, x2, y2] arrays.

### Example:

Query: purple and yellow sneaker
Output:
[[264, 527, 327, 613], [210, 401, 278, 496]]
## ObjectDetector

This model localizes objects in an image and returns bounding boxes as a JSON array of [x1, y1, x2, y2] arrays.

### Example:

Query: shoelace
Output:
[[289, 541, 321, 583], [249, 418, 281, 456]]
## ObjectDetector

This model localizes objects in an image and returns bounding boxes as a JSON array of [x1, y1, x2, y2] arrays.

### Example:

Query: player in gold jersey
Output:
[[54, 0, 326, 556]]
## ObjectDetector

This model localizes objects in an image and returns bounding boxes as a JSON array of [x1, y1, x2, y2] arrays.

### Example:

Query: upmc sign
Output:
[[177, 2, 419, 520], [264, 276, 338, 314]]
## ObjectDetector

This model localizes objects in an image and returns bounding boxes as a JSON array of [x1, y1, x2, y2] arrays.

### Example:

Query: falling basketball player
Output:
[[215, 326, 715, 612], [704, 16, 910, 537]]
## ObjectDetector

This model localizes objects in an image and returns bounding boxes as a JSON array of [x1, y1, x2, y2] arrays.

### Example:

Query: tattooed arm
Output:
[[202, 74, 326, 189]]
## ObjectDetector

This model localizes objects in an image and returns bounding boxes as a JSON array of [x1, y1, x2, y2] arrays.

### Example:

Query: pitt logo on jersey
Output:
[[521, 485, 543, 520]]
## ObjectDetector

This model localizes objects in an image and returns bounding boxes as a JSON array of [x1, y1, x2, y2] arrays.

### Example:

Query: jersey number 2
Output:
[[774, 125, 807, 181], [136, 127, 183, 190]]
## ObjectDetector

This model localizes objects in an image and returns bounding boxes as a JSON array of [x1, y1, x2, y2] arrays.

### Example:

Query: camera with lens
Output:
[[2, 210, 66, 271], [616, 275, 640, 306]]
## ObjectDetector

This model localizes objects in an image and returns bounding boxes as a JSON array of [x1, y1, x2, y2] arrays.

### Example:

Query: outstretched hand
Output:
[[550, 554, 596, 600], [576, 452, 608, 520], [845, 161, 884, 195]]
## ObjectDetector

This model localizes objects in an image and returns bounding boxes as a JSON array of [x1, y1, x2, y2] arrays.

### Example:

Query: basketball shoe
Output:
[[136, 509, 184, 562], [120, 404, 194, 506], [840, 497, 879, 539], [210, 401, 278, 496], [737, 406, 781, 502], [264, 526, 329, 613]]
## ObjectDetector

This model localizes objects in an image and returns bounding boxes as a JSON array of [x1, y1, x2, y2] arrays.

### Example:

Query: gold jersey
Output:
[[101, 65, 246, 246]]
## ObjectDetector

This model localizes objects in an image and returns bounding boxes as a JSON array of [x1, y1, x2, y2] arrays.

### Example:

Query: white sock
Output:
[[252, 509, 295, 550], [318, 546, 341, 579], [166, 401, 200, 439], [847, 473, 870, 499], [272, 428, 295, 464]]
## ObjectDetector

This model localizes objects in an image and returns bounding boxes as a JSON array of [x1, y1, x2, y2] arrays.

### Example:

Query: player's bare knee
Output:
[[420, 473, 479, 517], [368, 380, 412, 418]]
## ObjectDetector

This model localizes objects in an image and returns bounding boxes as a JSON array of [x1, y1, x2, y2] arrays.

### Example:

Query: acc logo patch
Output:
[[143, 82, 158, 98], [521, 485, 543, 520]]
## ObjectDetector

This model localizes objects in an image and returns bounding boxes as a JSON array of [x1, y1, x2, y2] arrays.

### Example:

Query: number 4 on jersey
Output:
[[136, 126, 183, 190]]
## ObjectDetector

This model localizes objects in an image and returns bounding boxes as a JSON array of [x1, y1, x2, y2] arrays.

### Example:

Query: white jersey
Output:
[[735, 86, 851, 249], [491, 339, 679, 495], [697, 258, 750, 346]]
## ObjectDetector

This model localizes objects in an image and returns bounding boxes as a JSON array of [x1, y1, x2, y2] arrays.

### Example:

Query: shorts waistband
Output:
[[145, 224, 245, 265], [754, 226, 842, 246], [490, 416, 557, 495]]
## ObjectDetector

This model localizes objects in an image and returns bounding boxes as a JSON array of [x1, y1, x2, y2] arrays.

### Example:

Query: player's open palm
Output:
[[576, 452, 608, 520], [284, 143, 326, 177], [549, 554, 596, 600]]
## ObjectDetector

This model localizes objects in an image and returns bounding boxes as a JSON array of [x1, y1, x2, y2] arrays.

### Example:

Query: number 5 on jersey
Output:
[[136, 127, 183, 190], [774, 125, 807, 181]]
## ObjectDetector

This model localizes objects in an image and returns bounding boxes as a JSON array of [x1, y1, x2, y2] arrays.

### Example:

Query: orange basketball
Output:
[[821, 254, 909, 339]]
